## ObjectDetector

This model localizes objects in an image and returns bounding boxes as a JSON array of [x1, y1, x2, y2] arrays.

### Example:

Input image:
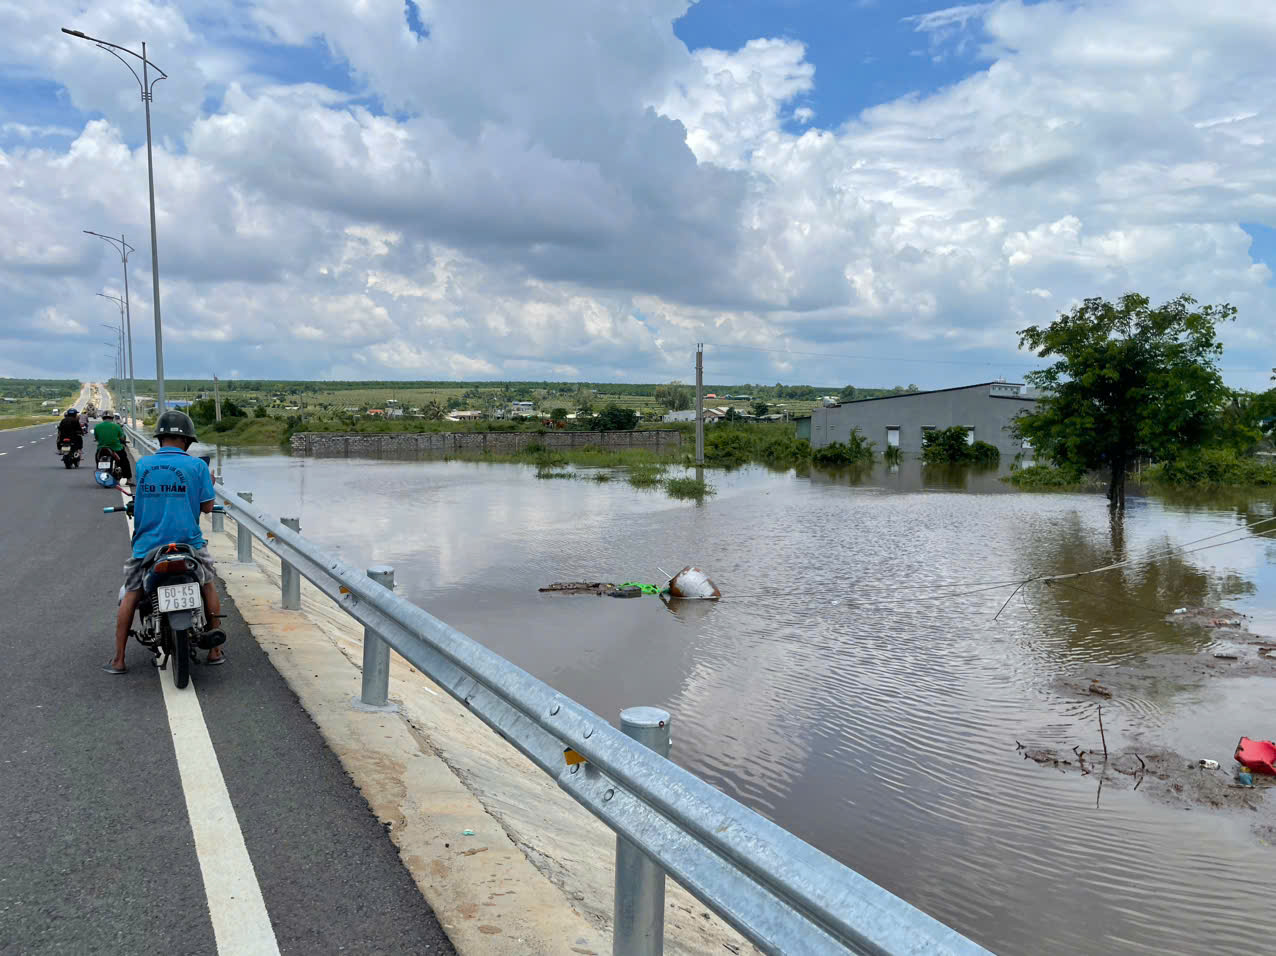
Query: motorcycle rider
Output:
[[105, 411, 226, 674], [57, 408, 84, 456], [92, 410, 132, 485]]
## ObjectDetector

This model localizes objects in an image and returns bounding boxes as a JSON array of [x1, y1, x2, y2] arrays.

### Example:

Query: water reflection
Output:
[[218, 452, 1276, 955]]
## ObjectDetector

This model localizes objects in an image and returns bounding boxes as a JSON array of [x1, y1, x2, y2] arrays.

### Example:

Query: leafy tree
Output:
[[254, 405, 269, 418], [1016, 293, 1234, 509], [550, 407, 569, 421], [837, 385, 857, 402], [654, 381, 692, 411], [812, 429, 875, 466], [189, 397, 246, 426], [421, 400, 445, 421], [752, 400, 770, 418], [723, 407, 741, 422], [595, 404, 639, 431]]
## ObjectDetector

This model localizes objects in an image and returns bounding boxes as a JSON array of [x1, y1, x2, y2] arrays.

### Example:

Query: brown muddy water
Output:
[[218, 450, 1276, 955]]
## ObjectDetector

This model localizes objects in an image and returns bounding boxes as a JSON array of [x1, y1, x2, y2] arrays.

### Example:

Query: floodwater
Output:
[[217, 449, 1276, 955]]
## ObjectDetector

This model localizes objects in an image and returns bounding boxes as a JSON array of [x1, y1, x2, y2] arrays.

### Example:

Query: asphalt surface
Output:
[[0, 418, 455, 955]]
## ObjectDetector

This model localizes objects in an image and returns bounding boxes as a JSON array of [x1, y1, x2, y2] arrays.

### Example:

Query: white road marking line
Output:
[[115, 496, 281, 956]]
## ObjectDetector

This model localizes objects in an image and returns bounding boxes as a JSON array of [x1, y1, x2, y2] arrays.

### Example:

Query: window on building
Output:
[[886, 426, 900, 448], [964, 427, 975, 445]]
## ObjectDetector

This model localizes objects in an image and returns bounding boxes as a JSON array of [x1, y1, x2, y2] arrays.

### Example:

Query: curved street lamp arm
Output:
[[84, 230, 136, 261], [60, 28, 168, 80], [96, 44, 143, 92]]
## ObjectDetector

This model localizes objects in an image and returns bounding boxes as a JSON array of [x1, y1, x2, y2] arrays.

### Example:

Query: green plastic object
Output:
[[619, 582, 661, 595]]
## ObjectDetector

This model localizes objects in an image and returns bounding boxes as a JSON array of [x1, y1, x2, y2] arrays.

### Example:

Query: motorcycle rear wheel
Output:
[[161, 619, 191, 689]]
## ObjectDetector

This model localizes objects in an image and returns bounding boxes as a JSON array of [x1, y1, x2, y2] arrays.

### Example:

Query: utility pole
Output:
[[213, 373, 222, 421], [695, 343, 704, 466]]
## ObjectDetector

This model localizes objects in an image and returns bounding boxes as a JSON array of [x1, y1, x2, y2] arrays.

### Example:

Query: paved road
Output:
[[0, 419, 455, 954]]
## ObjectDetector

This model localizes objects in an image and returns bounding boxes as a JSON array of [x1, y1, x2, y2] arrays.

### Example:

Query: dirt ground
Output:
[[1026, 608, 1276, 823]]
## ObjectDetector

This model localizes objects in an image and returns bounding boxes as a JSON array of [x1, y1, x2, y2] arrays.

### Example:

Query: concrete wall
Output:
[[810, 384, 1036, 457], [290, 429, 682, 457]]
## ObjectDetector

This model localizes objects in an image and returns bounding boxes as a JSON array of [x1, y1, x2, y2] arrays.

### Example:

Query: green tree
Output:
[[752, 400, 770, 418], [254, 405, 269, 418], [550, 407, 569, 421], [837, 385, 857, 402], [1016, 293, 1235, 509], [654, 381, 692, 411], [723, 407, 741, 422], [596, 404, 639, 431], [421, 400, 445, 421]]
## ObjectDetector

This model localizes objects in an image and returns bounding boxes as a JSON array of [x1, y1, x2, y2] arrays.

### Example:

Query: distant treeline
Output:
[[0, 378, 81, 398], [106, 378, 915, 399]]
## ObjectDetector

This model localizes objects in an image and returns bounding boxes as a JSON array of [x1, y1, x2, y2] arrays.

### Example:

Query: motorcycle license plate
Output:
[[156, 583, 202, 612]]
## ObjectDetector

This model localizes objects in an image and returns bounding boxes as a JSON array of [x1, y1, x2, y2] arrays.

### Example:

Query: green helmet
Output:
[[154, 410, 198, 442]]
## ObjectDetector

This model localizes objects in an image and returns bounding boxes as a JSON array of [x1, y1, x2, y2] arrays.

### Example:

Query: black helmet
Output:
[[65, 408, 78, 416], [154, 410, 198, 442]]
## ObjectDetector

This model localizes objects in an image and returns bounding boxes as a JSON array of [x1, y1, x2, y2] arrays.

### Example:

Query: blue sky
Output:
[[675, 0, 991, 129]]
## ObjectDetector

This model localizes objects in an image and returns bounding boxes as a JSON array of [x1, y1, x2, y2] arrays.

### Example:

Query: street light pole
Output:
[[63, 27, 168, 415], [99, 299, 129, 418], [85, 231, 138, 424]]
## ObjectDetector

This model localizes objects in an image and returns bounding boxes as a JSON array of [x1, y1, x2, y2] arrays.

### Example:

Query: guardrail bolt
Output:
[[236, 492, 253, 563], [280, 517, 301, 609], [613, 706, 672, 956], [360, 566, 395, 707]]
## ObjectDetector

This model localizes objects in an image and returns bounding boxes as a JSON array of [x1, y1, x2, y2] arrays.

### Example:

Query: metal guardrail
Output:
[[126, 424, 989, 956]]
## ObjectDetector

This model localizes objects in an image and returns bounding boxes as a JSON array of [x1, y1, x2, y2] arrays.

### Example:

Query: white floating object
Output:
[[1173, 608, 1187, 615], [1199, 759, 1220, 770], [667, 566, 721, 600]]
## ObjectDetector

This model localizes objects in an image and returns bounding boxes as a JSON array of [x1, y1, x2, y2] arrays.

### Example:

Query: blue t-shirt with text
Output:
[[131, 447, 215, 559]]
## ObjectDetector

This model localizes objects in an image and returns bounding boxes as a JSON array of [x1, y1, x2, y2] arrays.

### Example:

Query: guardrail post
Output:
[[237, 492, 253, 563], [614, 706, 671, 956], [281, 517, 301, 609], [360, 566, 395, 707]]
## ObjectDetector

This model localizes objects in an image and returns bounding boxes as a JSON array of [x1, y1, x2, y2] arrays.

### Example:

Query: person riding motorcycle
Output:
[[105, 411, 226, 674], [78, 409, 89, 434], [57, 408, 84, 455], [92, 410, 132, 484]]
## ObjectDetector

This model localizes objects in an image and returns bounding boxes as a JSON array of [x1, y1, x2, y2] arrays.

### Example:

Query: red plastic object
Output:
[[1234, 737, 1276, 775]]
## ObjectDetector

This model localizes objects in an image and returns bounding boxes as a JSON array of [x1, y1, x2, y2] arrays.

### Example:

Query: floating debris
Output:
[[667, 566, 721, 600], [539, 582, 617, 596]]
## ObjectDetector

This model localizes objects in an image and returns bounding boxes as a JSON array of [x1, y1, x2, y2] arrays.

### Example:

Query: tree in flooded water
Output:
[[1015, 293, 1234, 510]]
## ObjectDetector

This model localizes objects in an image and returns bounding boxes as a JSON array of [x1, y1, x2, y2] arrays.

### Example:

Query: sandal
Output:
[[206, 650, 226, 666], [102, 662, 127, 675]]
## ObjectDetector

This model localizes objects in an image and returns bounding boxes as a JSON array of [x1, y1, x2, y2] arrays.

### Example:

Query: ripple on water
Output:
[[222, 455, 1276, 955]]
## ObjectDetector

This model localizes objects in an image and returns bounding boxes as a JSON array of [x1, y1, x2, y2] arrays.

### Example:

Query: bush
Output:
[[812, 429, 875, 466], [254, 405, 269, 418], [596, 404, 639, 431], [1143, 449, 1276, 487], [704, 428, 754, 467], [883, 445, 902, 465], [664, 476, 715, 500], [969, 440, 1000, 465], [1003, 464, 1089, 489]]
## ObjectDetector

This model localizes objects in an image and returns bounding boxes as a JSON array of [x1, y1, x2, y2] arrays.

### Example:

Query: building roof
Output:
[[829, 382, 1033, 407]]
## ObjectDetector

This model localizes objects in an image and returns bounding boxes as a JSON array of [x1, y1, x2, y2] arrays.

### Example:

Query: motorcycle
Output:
[[94, 446, 126, 487], [104, 501, 226, 689], [58, 438, 82, 469]]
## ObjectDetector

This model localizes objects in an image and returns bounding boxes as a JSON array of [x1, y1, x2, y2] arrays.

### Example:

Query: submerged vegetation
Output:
[[811, 429, 875, 467], [663, 475, 715, 500], [921, 426, 1000, 465], [1143, 449, 1276, 487]]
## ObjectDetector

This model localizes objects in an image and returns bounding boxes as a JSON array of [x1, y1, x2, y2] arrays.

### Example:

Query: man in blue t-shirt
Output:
[[105, 411, 226, 674]]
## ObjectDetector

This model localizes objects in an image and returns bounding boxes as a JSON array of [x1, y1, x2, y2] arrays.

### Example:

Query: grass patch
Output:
[[627, 462, 668, 488], [534, 464, 578, 480], [664, 475, 715, 500], [0, 415, 60, 431], [1003, 464, 1097, 490]]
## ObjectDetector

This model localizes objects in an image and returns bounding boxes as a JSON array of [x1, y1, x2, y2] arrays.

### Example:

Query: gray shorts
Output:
[[123, 546, 216, 593]]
